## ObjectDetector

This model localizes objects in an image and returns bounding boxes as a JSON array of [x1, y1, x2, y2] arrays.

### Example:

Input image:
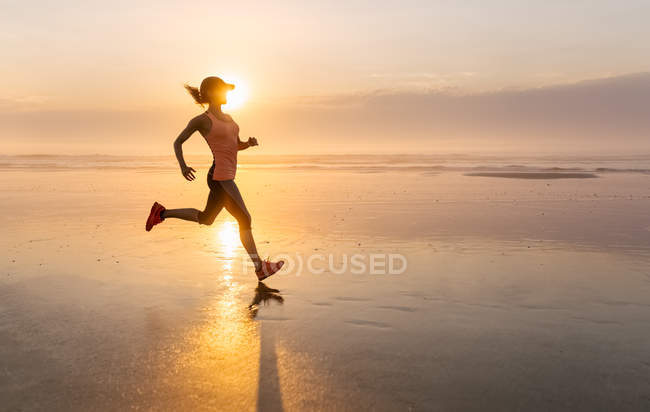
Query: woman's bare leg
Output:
[[161, 204, 261, 270], [240, 228, 262, 272], [161, 208, 200, 222], [219, 181, 264, 272]]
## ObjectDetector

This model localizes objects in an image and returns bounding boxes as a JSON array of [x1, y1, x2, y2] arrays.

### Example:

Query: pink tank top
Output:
[[203, 111, 239, 180]]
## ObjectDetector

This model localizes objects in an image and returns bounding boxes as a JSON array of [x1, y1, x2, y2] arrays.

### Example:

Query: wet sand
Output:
[[1, 160, 650, 411]]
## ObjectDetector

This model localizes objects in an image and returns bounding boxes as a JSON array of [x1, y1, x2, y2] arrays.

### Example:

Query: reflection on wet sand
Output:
[[249, 282, 284, 319], [216, 221, 239, 272], [164, 274, 257, 409], [4, 165, 650, 410], [164, 276, 286, 410], [251, 283, 285, 411]]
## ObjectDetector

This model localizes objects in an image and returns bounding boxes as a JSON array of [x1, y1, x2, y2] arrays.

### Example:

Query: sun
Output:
[[221, 76, 249, 111]]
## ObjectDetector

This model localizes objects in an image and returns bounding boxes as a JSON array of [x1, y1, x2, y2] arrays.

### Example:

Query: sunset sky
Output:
[[2, 0, 650, 154]]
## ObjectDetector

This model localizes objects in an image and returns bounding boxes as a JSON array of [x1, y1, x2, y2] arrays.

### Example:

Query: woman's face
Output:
[[210, 87, 228, 105]]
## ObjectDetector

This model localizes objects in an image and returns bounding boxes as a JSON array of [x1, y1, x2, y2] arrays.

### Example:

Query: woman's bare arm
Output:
[[174, 117, 201, 181], [238, 136, 258, 151]]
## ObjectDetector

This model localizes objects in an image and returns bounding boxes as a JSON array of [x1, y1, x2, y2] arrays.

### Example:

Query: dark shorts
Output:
[[197, 164, 252, 230]]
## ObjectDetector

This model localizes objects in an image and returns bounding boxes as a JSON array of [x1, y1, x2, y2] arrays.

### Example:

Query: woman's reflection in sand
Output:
[[248, 282, 284, 318]]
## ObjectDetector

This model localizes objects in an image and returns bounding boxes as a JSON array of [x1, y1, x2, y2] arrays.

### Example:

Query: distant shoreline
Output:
[[1, 154, 650, 176], [465, 172, 599, 179]]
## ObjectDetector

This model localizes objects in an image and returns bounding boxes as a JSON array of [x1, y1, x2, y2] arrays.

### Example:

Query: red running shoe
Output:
[[145, 202, 166, 232], [256, 260, 285, 281]]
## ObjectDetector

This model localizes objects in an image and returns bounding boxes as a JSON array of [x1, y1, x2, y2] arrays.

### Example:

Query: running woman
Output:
[[145, 76, 284, 281]]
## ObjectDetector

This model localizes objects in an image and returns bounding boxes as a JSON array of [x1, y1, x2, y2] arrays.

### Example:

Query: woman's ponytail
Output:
[[184, 84, 207, 106], [185, 77, 227, 106]]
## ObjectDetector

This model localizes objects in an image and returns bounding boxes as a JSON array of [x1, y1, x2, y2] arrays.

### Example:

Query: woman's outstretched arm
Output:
[[238, 136, 258, 151], [174, 118, 201, 181]]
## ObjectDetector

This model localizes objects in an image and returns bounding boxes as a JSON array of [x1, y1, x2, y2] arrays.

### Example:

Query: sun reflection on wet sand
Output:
[[216, 221, 239, 273], [158, 273, 303, 411], [161, 272, 260, 409], [4, 163, 650, 410]]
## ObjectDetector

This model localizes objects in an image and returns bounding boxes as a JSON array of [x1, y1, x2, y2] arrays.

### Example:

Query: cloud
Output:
[[366, 71, 479, 92], [0, 95, 50, 111], [250, 72, 650, 152], [1, 73, 650, 154]]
